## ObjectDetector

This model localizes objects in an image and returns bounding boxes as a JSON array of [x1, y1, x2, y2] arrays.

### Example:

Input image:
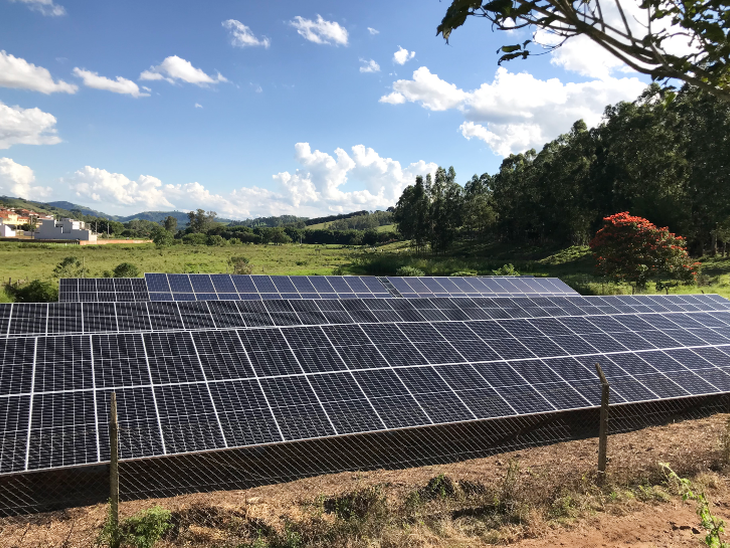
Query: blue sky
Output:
[[0, 0, 650, 219]]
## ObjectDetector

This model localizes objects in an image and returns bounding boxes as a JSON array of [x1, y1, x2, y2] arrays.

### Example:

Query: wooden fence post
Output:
[[110, 392, 120, 547], [595, 363, 610, 485]]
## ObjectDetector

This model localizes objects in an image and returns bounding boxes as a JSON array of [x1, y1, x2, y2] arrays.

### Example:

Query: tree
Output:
[[438, 0, 730, 101], [589, 211, 699, 288], [429, 166, 464, 251], [463, 173, 498, 240], [112, 263, 140, 278], [393, 175, 430, 248], [152, 227, 174, 248], [163, 216, 178, 233], [186, 209, 218, 233]]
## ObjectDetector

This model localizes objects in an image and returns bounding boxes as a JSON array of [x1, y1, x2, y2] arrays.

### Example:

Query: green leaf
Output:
[[500, 44, 522, 53], [483, 0, 513, 17], [498, 51, 530, 64]]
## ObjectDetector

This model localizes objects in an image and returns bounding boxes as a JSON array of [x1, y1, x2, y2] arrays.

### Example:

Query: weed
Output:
[[323, 486, 388, 522], [98, 504, 172, 548], [498, 459, 521, 515], [721, 416, 730, 466], [395, 266, 425, 276], [662, 463, 728, 548], [418, 475, 456, 501]]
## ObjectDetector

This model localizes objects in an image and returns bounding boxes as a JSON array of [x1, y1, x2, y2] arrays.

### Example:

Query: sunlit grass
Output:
[[2, 239, 730, 299]]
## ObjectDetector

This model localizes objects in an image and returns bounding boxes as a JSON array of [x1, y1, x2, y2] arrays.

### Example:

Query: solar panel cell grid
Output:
[[5, 292, 730, 478]]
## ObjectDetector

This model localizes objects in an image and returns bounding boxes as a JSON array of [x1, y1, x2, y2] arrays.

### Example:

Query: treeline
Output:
[[394, 84, 730, 255], [328, 210, 393, 231], [149, 208, 398, 247], [228, 215, 306, 228]]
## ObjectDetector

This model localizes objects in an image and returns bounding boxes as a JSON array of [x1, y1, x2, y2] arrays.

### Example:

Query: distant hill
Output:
[[0, 196, 95, 220], [0, 195, 390, 228], [117, 210, 191, 223], [46, 201, 121, 220]]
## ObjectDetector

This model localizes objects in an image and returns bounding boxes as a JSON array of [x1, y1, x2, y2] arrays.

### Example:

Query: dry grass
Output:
[[1, 414, 729, 548]]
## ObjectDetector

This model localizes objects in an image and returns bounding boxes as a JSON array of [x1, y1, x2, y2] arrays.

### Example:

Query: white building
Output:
[[0, 224, 15, 237], [35, 218, 97, 242]]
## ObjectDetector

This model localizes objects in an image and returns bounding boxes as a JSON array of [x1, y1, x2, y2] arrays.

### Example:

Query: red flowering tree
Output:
[[589, 212, 699, 289]]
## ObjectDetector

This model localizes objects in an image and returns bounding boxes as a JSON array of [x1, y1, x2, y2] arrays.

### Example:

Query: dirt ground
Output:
[[2, 414, 730, 547], [514, 500, 712, 547]]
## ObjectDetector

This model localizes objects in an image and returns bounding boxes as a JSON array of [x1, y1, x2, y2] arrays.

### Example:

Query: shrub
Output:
[[229, 256, 253, 275], [4, 280, 58, 302], [590, 212, 699, 288], [182, 233, 208, 245], [395, 266, 425, 276], [492, 263, 519, 276], [113, 263, 140, 278], [98, 504, 172, 548], [206, 234, 228, 246], [53, 256, 88, 278]]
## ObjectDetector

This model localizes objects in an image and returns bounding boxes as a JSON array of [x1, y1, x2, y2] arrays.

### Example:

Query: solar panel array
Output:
[[58, 278, 149, 303], [59, 275, 578, 303], [3, 294, 727, 337], [143, 274, 578, 301], [2, 293, 730, 476]]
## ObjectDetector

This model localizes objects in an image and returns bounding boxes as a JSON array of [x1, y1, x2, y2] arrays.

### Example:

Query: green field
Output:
[[2, 239, 730, 301], [0, 241, 352, 283]]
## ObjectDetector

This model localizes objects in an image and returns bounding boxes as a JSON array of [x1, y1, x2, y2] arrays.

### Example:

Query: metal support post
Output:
[[595, 363, 610, 485]]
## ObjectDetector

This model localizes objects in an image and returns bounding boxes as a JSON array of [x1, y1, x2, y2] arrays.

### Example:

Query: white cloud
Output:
[[67, 165, 291, 218], [250, 83, 263, 93], [381, 66, 646, 156], [289, 15, 348, 46], [194, 103, 203, 108], [9, 0, 65, 16], [272, 143, 437, 212], [0, 50, 77, 94], [367, 27, 379, 35], [139, 56, 227, 86], [0, 157, 51, 199], [222, 19, 271, 48], [72, 68, 149, 98], [380, 67, 467, 110], [393, 46, 415, 65], [66, 144, 435, 217], [0, 100, 61, 149], [359, 59, 380, 73], [68, 167, 175, 209]]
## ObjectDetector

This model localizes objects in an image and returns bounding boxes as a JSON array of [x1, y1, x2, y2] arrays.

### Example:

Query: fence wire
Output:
[[0, 390, 728, 547]]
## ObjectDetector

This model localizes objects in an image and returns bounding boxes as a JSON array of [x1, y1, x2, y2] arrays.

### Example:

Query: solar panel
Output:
[[144, 274, 577, 301], [2, 293, 730, 338], [58, 278, 149, 302], [58, 274, 578, 303], [1, 292, 730, 482]]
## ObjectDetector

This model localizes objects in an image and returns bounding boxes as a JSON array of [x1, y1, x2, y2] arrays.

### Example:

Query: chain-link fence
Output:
[[0, 386, 728, 547]]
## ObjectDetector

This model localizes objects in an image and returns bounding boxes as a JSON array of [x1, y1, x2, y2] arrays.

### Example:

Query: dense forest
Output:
[[394, 84, 730, 256]]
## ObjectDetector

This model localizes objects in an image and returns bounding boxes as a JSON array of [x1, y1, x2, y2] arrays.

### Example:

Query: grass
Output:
[[0, 241, 353, 283], [3, 238, 730, 300], [346, 242, 730, 299]]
